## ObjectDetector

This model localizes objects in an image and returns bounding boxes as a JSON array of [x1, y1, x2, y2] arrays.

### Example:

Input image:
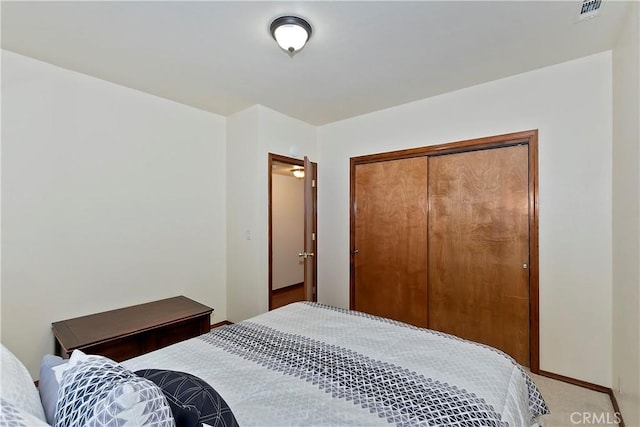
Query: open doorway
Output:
[[268, 153, 317, 310]]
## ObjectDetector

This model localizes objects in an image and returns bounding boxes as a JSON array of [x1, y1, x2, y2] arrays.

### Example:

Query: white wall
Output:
[[612, 3, 640, 425], [1, 50, 228, 377], [226, 107, 260, 322], [226, 105, 316, 322], [272, 174, 304, 290], [317, 52, 613, 387]]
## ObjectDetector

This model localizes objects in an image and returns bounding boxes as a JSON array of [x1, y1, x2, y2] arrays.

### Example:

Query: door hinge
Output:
[[312, 232, 316, 241], [312, 179, 316, 188]]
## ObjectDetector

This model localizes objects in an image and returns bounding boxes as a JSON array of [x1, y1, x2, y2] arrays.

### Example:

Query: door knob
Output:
[[522, 263, 528, 269], [298, 252, 315, 259]]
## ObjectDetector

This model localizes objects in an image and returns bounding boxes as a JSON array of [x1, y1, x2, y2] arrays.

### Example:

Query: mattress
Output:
[[122, 302, 549, 426]]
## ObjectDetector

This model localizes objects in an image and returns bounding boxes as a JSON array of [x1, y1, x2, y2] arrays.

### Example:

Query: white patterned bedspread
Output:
[[122, 302, 549, 426]]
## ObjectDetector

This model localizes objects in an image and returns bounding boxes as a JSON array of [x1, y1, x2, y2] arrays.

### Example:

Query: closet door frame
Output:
[[349, 129, 540, 373]]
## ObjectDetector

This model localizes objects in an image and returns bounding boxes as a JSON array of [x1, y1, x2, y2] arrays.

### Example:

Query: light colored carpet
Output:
[[530, 372, 620, 426]]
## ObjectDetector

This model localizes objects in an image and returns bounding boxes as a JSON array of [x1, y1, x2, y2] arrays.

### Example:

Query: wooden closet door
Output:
[[353, 157, 428, 327], [428, 145, 530, 365]]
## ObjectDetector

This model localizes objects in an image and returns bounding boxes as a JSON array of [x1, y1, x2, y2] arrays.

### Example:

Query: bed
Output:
[[1, 302, 549, 426]]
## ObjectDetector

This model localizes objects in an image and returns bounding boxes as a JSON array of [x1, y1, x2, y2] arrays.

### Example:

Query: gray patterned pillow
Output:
[[54, 354, 175, 427]]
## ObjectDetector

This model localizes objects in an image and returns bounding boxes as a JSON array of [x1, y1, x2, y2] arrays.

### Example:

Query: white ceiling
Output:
[[1, 1, 632, 125]]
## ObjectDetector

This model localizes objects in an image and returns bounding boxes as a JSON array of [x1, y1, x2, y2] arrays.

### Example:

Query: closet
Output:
[[349, 130, 538, 369]]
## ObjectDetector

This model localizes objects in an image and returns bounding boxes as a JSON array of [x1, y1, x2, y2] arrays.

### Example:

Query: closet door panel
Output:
[[427, 145, 530, 365], [354, 157, 428, 327]]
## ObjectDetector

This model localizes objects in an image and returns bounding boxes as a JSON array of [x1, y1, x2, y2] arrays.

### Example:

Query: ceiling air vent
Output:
[[577, 0, 602, 21]]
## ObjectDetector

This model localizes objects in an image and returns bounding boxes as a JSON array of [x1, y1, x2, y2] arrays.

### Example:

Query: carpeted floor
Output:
[[530, 372, 619, 426]]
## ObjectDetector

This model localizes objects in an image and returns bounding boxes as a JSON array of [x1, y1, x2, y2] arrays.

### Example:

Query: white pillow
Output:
[[51, 349, 88, 383], [38, 354, 67, 424], [0, 397, 49, 426], [0, 344, 46, 422]]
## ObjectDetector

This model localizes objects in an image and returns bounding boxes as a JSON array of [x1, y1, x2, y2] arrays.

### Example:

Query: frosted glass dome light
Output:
[[270, 16, 312, 56]]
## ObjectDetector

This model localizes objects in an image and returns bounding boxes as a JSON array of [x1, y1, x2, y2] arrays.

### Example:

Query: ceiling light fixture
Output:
[[291, 167, 305, 179], [270, 16, 312, 56]]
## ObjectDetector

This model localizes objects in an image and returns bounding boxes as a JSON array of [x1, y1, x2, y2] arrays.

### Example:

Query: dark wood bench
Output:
[[52, 296, 213, 361]]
